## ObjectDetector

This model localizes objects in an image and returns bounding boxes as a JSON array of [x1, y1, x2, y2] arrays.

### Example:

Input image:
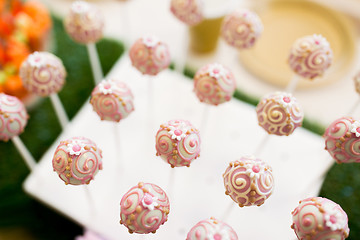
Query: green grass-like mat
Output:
[[0, 16, 124, 239]]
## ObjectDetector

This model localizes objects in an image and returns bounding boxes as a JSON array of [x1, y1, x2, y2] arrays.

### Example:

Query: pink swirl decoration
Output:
[[52, 136, 103, 185], [129, 37, 170, 76], [170, 0, 203, 26], [19, 52, 66, 96], [194, 63, 236, 106], [223, 156, 274, 207], [155, 119, 201, 167], [221, 9, 263, 49], [0, 93, 28, 141], [64, 1, 104, 44], [324, 117, 360, 163], [291, 197, 349, 240], [288, 34, 333, 79], [120, 182, 170, 234], [186, 217, 238, 240], [90, 79, 134, 122], [256, 92, 303, 136]]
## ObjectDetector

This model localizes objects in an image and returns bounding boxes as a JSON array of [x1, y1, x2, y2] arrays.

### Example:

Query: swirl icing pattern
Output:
[[52, 136, 103, 185], [90, 78, 134, 122], [288, 34, 333, 79], [129, 37, 170, 76], [64, 1, 104, 44], [170, 0, 203, 26], [256, 92, 304, 136], [155, 119, 201, 167], [120, 182, 170, 234], [194, 63, 236, 106], [0, 93, 28, 141], [291, 197, 349, 240], [221, 9, 263, 49], [19, 52, 66, 96], [324, 117, 360, 164], [186, 217, 238, 240], [223, 156, 274, 207]]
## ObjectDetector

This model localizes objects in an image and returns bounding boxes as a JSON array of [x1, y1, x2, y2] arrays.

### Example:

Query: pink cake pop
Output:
[[221, 9, 263, 49], [324, 116, 360, 164], [288, 34, 333, 80], [120, 182, 170, 234], [0, 93, 28, 142], [193, 63, 236, 106], [155, 119, 201, 168], [170, 0, 203, 26], [52, 136, 103, 185], [186, 217, 238, 240], [129, 36, 171, 76], [256, 92, 304, 136], [19, 51, 66, 96], [90, 78, 134, 122], [223, 156, 274, 207], [64, 1, 104, 44], [291, 197, 349, 240]]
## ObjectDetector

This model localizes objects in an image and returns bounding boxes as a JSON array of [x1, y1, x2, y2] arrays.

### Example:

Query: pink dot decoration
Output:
[[129, 36, 171, 76], [170, 0, 203, 26], [64, 1, 104, 44], [0, 93, 28, 141], [324, 116, 360, 164], [221, 9, 263, 49], [256, 91, 304, 136], [193, 63, 236, 106], [186, 217, 238, 240], [52, 136, 103, 185], [291, 197, 349, 240], [288, 34, 333, 80], [156, 119, 200, 168], [120, 182, 170, 234], [223, 156, 274, 207], [19, 51, 66, 97], [90, 78, 134, 122]]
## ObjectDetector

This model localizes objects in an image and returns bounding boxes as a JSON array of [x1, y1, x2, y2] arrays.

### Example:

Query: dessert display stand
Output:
[[24, 56, 332, 239]]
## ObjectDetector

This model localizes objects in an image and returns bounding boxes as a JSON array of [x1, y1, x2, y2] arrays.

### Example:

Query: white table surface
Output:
[[24, 56, 333, 239]]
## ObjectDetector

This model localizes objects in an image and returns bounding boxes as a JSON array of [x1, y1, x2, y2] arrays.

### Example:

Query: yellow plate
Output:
[[238, 0, 356, 89]]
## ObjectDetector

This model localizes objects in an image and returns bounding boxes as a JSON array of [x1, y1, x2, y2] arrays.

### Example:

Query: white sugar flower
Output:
[[141, 193, 158, 210], [323, 205, 346, 231], [278, 92, 293, 108], [142, 36, 159, 48], [207, 225, 231, 240], [245, 162, 263, 179], [28, 52, 46, 68], [98, 79, 116, 95], [168, 124, 188, 141], [66, 140, 86, 156], [208, 63, 227, 79], [71, 1, 91, 14], [351, 121, 360, 137]]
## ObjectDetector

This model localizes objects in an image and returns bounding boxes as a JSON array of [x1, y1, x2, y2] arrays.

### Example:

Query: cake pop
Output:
[[129, 36, 171, 76], [64, 1, 104, 44], [186, 217, 238, 240], [291, 197, 349, 240], [256, 91, 304, 136], [193, 63, 236, 106], [223, 155, 274, 207], [0, 93, 28, 141], [155, 119, 200, 168], [52, 136, 103, 185], [288, 34, 333, 80], [170, 0, 203, 26], [90, 78, 134, 122], [19, 51, 66, 96], [221, 9, 263, 49], [324, 116, 360, 164], [120, 182, 170, 234]]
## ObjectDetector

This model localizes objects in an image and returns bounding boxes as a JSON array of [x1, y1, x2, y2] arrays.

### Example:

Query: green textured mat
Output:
[[0, 16, 124, 239]]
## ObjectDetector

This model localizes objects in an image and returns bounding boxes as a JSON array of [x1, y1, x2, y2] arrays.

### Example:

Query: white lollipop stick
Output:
[[347, 96, 360, 117], [221, 202, 234, 222], [49, 94, 69, 129], [175, 27, 190, 74], [167, 168, 176, 201], [253, 134, 270, 157], [87, 43, 103, 85], [285, 74, 301, 93], [200, 105, 210, 136], [113, 123, 122, 174], [11, 136, 36, 171], [84, 185, 96, 218]]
